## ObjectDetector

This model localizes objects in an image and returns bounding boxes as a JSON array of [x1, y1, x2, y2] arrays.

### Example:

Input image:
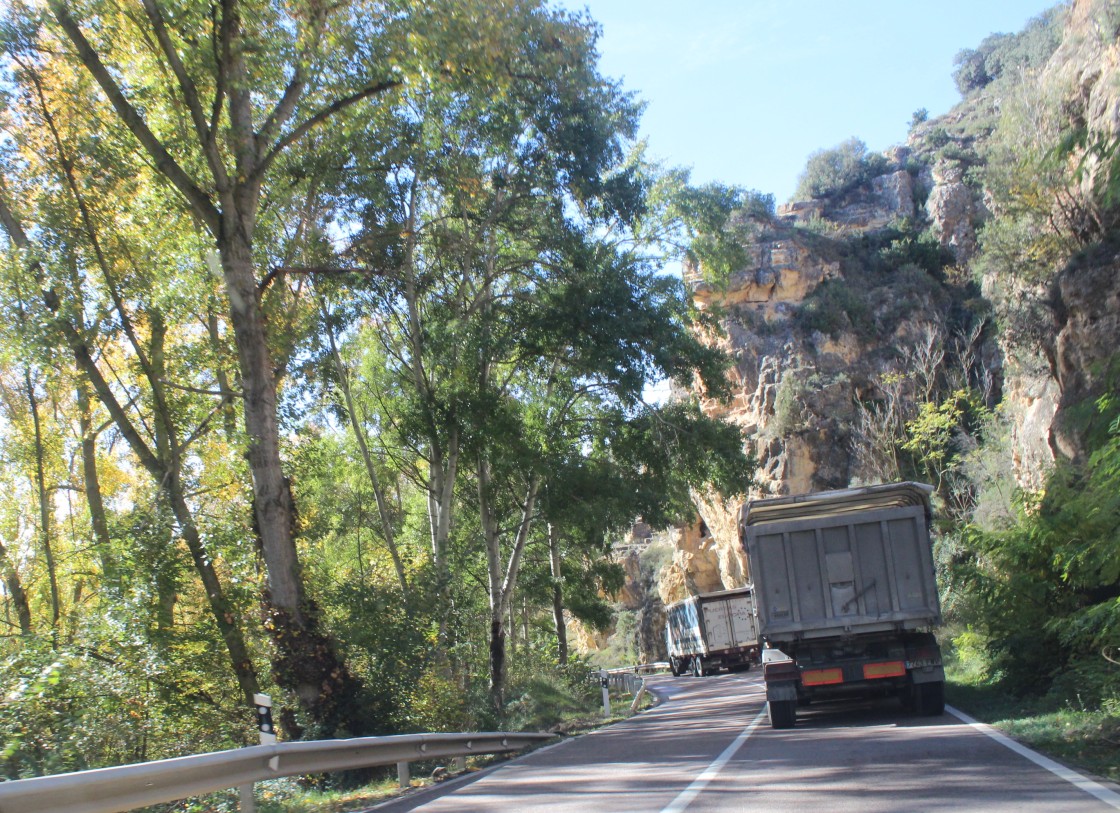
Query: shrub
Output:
[[794, 137, 888, 201], [793, 278, 871, 338], [952, 8, 1065, 96], [772, 375, 807, 436]]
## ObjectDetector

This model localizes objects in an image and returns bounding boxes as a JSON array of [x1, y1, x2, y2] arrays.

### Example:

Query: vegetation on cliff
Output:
[[667, 0, 1119, 761]]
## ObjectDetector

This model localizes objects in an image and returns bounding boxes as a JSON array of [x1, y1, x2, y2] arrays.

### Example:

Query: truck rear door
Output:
[[702, 599, 735, 651], [728, 595, 759, 645]]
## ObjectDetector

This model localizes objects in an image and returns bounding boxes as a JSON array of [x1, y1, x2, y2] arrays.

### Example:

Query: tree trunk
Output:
[[44, 1, 387, 735], [0, 538, 32, 635], [205, 304, 239, 440], [323, 308, 409, 599], [0, 187, 262, 696], [166, 479, 261, 705], [489, 616, 506, 712], [548, 524, 567, 665], [26, 368, 60, 636], [478, 451, 540, 712], [220, 231, 357, 732], [77, 381, 115, 594]]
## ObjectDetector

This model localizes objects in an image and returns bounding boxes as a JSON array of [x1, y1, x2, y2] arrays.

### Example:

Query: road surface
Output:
[[367, 672, 1120, 812]]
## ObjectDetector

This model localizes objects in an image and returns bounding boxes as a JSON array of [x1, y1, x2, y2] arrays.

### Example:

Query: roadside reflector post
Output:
[[241, 693, 277, 812], [600, 670, 611, 717], [255, 693, 277, 745]]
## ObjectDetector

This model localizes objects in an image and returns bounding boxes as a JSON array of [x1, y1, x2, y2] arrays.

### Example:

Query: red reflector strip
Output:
[[763, 661, 799, 681], [801, 667, 843, 686], [863, 661, 906, 679]]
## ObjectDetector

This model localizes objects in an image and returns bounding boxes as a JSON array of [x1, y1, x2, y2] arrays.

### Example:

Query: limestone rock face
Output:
[[980, 0, 1120, 479], [824, 170, 915, 229], [664, 158, 959, 593], [1052, 248, 1120, 460], [651, 0, 1120, 619], [926, 161, 985, 261]]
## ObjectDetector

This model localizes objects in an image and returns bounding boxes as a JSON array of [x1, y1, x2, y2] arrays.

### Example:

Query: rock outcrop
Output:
[[586, 0, 1120, 663], [654, 0, 1120, 597]]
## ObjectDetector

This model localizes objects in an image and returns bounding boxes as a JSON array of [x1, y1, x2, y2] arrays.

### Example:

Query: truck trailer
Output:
[[740, 482, 945, 729], [664, 586, 761, 677]]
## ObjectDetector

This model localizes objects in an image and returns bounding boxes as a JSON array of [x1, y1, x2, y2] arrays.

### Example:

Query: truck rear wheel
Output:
[[669, 657, 682, 677], [915, 681, 945, 716], [692, 656, 706, 677], [768, 699, 796, 729]]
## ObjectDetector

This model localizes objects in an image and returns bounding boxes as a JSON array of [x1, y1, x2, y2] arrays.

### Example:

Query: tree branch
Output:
[[256, 79, 401, 178], [49, 2, 221, 234], [140, 0, 230, 192], [258, 264, 387, 295]]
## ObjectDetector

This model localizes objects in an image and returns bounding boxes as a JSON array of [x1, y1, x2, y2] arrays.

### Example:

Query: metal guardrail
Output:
[[0, 731, 553, 813], [595, 662, 669, 716]]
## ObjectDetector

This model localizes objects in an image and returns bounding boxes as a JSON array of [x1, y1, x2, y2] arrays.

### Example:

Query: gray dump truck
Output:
[[664, 586, 761, 677], [740, 482, 944, 729]]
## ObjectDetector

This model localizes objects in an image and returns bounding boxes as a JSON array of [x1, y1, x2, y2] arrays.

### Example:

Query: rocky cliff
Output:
[[659, 0, 1120, 605], [591, 0, 1120, 663]]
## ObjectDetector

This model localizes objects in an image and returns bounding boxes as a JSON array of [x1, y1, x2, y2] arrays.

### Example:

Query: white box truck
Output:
[[740, 482, 944, 729], [664, 586, 761, 677]]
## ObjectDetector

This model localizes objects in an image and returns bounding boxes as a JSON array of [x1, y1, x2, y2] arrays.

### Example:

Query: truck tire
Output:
[[915, 681, 945, 716], [669, 657, 682, 677], [768, 699, 796, 729], [692, 656, 706, 677]]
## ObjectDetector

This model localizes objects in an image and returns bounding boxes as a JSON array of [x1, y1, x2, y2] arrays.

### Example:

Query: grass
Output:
[[256, 776, 405, 813], [945, 670, 1120, 784]]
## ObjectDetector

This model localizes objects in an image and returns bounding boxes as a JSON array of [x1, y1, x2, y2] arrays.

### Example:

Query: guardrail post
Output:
[[630, 682, 647, 713], [397, 760, 410, 789], [454, 756, 466, 772], [240, 782, 256, 813]]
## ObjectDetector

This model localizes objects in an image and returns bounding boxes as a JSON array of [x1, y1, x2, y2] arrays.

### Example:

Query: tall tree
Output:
[[28, 0, 393, 726]]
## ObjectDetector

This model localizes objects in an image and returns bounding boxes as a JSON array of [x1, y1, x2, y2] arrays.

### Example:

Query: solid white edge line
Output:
[[946, 704, 1120, 809], [659, 706, 768, 813]]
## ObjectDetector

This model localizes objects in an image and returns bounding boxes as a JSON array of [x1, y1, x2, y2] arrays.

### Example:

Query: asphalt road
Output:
[[368, 672, 1120, 813]]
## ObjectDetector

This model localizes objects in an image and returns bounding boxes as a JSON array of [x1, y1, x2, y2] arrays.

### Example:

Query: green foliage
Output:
[[793, 278, 872, 338], [641, 165, 775, 283], [0, 635, 248, 779], [952, 8, 1065, 96], [590, 609, 641, 668], [793, 137, 890, 201], [945, 395, 1120, 703], [902, 389, 989, 481], [772, 375, 808, 436], [503, 666, 598, 731]]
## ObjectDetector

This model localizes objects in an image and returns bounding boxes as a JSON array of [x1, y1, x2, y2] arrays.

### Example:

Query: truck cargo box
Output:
[[741, 482, 940, 643], [665, 586, 760, 676]]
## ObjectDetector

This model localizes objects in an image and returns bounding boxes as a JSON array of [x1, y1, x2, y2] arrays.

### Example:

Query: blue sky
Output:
[[565, 1, 1061, 202]]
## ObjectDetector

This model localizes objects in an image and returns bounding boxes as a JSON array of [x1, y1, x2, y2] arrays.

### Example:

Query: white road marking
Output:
[[946, 705, 1120, 809], [659, 706, 768, 813]]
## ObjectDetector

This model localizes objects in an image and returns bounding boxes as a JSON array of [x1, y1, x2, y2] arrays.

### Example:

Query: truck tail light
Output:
[[801, 667, 843, 686], [862, 661, 906, 679]]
